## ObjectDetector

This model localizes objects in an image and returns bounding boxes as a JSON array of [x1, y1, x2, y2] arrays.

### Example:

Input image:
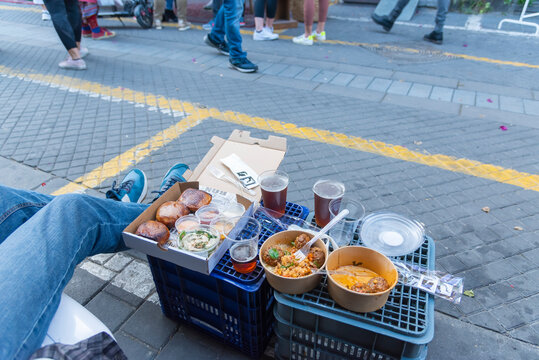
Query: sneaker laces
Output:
[[151, 177, 180, 202], [111, 179, 134, 195]]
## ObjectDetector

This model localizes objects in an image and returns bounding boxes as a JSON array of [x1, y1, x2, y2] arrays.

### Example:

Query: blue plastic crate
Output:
[[211, 202, 309, 285], [148, 255, 274, 358], [147, 201, 309, 358], [274, 232, 435, 360]]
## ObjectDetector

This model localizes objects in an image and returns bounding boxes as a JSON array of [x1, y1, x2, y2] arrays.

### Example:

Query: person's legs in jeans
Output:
[[388, 0, 410, 21], [211, 0, 246, 59], [434, 0, 450, 32], [43, 0, 81, 59], [0, 185, 53, 243], [64, 0, 82, 45], [370, 0, 409, 32], [0, 187, 147, 360]]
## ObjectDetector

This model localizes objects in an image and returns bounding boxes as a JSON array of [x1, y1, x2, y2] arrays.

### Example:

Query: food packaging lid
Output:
[[360, 212, 425, 256]]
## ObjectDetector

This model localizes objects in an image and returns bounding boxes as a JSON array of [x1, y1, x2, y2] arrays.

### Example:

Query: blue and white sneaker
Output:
[[151, 163, 190, 202], [106, 169, 148, 203]]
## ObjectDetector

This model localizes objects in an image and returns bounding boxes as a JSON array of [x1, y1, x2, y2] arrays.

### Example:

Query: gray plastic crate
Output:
[[273, 235, 435, 360]]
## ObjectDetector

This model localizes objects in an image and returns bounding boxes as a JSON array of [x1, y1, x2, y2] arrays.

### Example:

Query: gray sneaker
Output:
[[58, 58, 87, 70]]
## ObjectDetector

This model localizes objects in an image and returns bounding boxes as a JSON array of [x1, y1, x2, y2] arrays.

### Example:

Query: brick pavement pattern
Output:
[[0, 1, 538, 359]]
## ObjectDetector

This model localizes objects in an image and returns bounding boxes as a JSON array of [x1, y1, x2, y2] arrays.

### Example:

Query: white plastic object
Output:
[[294, 209, 349, 261], [208, 165, 256, 196], [360, 212, 425, 257], [41, 293, 113, 347], [498, 0, 539, 35]]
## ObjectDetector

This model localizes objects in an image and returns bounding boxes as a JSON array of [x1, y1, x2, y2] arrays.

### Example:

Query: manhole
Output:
[[362, 42, 456, 64]]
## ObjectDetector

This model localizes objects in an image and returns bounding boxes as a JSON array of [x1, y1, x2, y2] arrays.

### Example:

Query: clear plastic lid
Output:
[[360, 212, 425, 256]]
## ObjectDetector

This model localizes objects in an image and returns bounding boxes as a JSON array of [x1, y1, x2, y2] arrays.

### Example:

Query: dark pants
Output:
[[254, 0, 276, 19], [43, 0, 82, 50]]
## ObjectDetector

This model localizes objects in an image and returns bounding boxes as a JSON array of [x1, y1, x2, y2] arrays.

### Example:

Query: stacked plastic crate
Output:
[[273, 234, 435, 360], [147, 202, 309, 358]]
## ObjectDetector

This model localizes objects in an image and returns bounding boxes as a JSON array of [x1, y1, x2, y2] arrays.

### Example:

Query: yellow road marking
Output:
[[1, 65, 539, 195], [2, 3, 539, 69]]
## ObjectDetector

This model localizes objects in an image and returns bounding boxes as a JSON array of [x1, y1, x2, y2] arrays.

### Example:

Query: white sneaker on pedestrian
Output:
[[292, 34, 313, 46], [58, 58, 87, 70], [313, 31, 326, 41], [263, 27, 279, 40], [178, 19, 191, 31], [42, 10, 50, 21], [155, 19, 162, 30], [253, 29, 271, 41]]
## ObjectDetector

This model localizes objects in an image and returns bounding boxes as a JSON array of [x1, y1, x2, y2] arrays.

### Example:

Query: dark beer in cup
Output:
[[259, 170, 289, 217], [313, 180, 345, 227]]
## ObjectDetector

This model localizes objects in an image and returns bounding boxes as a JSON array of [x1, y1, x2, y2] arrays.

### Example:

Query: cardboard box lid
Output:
[[188, 130, 287, 203]]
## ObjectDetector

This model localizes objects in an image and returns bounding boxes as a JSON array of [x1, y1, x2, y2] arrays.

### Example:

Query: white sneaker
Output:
[[155, 19, 162, 30], [263, 27, 279, 40], [178, 19, 191, 31], [292, 34, 313, 46], [313, 31, 326, 41], [42, 10, 50, 21], [253, 29, 270, 41], [58, 58, 87, 70]]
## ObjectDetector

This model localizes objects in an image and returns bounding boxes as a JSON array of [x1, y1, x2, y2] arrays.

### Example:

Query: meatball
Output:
[[308, 247, 325, 268], [350, 277, 390, 294], [262, 247, 284, 266], [366, 277, 390, 293], [350, 282, 368, 293], [294, 233, 311, 249]]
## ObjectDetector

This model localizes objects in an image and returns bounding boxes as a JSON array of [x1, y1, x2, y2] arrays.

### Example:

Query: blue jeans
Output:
[[391, 0, 449, 32], [0, 185, 147, 360], [211, 0, 246, 60]]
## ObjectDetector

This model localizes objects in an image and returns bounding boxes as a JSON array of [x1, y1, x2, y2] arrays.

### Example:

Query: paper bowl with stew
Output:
[[260, 230, 328, 294], [327, 246, 398, 313]]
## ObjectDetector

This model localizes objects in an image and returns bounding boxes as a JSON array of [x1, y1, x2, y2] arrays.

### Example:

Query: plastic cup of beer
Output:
[[258, 170, 289, 217], [226, 216, 261, 274], [313, 179, 345, 227], [328, 197, 365, 247]]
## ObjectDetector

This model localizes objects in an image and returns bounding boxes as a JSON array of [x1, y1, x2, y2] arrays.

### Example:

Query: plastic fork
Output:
[[208, 165, 257, 196], [293, 209, 349, 262]]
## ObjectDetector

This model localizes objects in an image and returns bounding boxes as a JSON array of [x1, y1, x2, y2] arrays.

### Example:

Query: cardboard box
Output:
[[188, 129, 287, 203], [122, 130, 287, 274]]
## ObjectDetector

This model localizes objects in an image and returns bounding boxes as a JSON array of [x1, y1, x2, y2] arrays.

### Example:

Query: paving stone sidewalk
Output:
[[0, 1, 538, 359]]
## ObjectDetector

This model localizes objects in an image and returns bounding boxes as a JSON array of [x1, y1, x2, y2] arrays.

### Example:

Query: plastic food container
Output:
[[360, 212, 425, 257], [175, 215, 200, 233], [195, 205, 221, 225], [220, 202, 246, 218], [326, 246, 398, 313], [178, 225, 221, 256], [210, 216, 237, 240]]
